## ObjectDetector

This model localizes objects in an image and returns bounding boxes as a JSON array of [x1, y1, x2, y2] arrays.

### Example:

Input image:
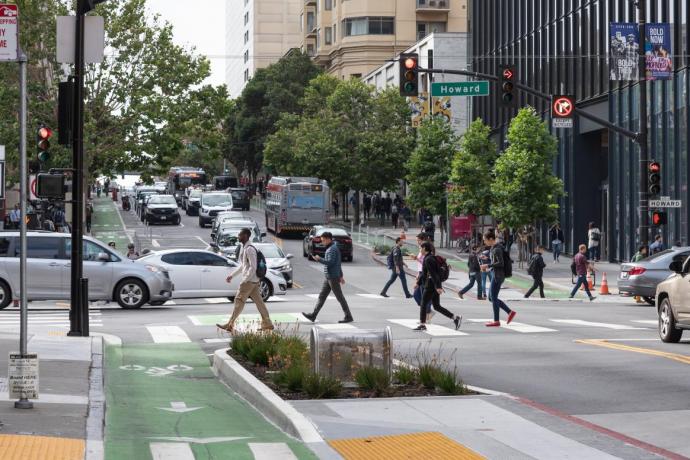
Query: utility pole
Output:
[[637, 0, 649, 247]]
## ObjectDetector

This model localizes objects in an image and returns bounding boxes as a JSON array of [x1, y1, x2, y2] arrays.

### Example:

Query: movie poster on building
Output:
[[609, 23, 639, 81], [645, 23, 672, 80]]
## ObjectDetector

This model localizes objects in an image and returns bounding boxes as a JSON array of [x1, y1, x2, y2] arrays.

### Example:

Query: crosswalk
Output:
[[0, 310, 103, 329]]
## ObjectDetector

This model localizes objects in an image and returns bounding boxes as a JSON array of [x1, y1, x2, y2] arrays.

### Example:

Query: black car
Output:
[[144, 195, 181, 225], [184, 189, 203, 216], [303, 226, 353, 262], [228, 188, 250, 211]]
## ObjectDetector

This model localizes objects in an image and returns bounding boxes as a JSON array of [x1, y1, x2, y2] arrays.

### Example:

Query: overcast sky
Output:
[[145, 0, 226, 88]]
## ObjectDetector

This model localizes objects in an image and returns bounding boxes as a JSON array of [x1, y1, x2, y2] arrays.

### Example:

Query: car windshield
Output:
[[231, 191, 247, 200], [257, 245, 284, 258], [317, 228, 349, 237], [148, 196, 176, 205], [217, 232, 240, 246], [189, 190, 202, 198], [202, 194, 232, 206]]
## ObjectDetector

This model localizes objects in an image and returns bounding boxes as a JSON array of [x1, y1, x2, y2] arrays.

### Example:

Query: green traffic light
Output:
[[38, 151, 50, 163], [403, 82, 416, 93]]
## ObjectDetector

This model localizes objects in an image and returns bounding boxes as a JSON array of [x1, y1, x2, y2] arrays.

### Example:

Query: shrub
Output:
[[374, 244, 393, 255], [273, 364, 308, 392], [393, 366, 417, 385], [303, 373, 343, 399], [274, 335, 309, 368], [418, 364, 441, 390], [355, 366, 390, 396], [434, 368, 466, 395]]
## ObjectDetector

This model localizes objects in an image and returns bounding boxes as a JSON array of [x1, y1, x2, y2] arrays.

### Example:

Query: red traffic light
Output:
[[502, 68, 514, 80], [404, 57, 417, 70], [652, 211, 667, 226], [649, 161, 661, 173], [38, 127, 52, 140]]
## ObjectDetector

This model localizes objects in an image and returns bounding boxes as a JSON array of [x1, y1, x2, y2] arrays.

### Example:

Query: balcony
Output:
[[416, 0, 450, 11]]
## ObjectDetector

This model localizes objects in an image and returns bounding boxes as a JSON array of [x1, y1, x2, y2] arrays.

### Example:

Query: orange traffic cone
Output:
[[599, 272, 611, 295], [586, 271, 594, 290]]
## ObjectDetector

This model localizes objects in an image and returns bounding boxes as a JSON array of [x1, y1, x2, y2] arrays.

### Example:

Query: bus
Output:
[[168, 167, 207, 205], [265, 177, 330, 235]]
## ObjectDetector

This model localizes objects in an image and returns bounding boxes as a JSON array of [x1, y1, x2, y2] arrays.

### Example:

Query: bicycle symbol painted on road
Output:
[[119, 364, 193, 377]]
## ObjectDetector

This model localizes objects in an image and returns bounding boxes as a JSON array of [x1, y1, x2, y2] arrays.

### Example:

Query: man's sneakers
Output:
[[339, 316, 354, 324], [302, 312, 316, 323], [485, 321, 500, 327], [458, 292, 464, 300], [507, 311, 517, 324], [405, 294, 413, 299], [380, 292, 389, 298], [453, 315, 462, 330], [413, 324, 427, 331], [589, 296, 596, 301]]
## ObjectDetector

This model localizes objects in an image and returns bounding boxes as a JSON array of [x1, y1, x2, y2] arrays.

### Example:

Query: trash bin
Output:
[[310, 326, 392, 384]]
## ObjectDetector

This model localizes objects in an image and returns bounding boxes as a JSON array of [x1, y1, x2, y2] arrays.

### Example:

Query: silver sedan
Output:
[[618, 247, 690, 304]]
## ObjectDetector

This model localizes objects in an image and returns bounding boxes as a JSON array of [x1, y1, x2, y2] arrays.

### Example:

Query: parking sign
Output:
[[0, 4, 18, 62]]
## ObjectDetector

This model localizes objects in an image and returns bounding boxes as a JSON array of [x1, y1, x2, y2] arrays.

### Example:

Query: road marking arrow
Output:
[[157, 401, 203, 413]]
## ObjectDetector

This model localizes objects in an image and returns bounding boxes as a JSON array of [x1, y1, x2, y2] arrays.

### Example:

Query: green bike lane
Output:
[[105, 342, 317, 460], [91, 196, 132, 251]]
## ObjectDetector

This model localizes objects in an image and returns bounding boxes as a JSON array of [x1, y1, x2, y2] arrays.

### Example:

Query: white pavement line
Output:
[[357, 293, 389, 299], [187, 315, 204, 326], [203, 338, 230, 343], [266, 297, 288, 302], [388, 319, 468, 336], [149, 442, 195, 460], [464, 319, 557, 333], [0, 392, 87, 405], [550, 319, 648, 330], [305, 294, 336, 300], [204, 298, 230, 304], [631, 320, 658, 325], [316, 323, 358, 330], [196, 236, 208, 246], [146, 326, 192, 343], [249, 443, 298, 460], [152, 239, 161, 248], [599, 338, 659, 342]]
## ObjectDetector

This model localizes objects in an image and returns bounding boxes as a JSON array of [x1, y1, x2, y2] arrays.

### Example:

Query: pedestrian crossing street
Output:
[[0, 310, 103, 329]]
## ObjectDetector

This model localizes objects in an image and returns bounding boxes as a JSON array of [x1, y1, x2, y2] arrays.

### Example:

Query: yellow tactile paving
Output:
[[577, 339, 690, 365], [0, 434, 84, 460], [329, 431, 486, 460]]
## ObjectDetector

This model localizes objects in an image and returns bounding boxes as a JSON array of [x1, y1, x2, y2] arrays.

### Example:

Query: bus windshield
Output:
[[289, 194, 324, 209]]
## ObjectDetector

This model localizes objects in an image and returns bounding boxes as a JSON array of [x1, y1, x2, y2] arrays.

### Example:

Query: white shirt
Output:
[[588, 228, 601, 248], [231, 243, 259, 284], [416, 250, 424, 272]]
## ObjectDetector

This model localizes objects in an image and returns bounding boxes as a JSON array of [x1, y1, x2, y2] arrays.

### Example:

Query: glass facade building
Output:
[[471, 0, 689, 261]]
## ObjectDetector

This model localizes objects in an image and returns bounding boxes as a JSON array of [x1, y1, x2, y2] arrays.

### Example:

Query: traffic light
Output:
[[399, 53, 419, 97], [652, 210, 667, 227], [498, 64, 517, 108], [648, 161, 661, 195], [37, 126, 52, 164]]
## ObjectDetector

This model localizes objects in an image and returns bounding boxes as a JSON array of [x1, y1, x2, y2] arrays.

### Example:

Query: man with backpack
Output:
[[458, 245, 483, 299], [481, 231, 517, 327], [380, 237, 412, 298], [524, 246, 546, 299], [412, 242, 462, 332], [303, 232, 354, 324], [570, 244, 596, 301], [217, 228, 274, 333]]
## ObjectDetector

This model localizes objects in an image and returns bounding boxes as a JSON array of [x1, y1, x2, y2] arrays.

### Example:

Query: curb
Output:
[[212, 348, 327, 445], [85, 336, 104, 460]]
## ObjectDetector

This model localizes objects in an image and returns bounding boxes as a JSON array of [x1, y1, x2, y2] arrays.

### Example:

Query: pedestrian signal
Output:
[[651, 210, 667, 227], [399, 53, 419, 97]]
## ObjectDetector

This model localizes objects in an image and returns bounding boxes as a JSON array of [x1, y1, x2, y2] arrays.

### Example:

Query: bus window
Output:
[[289, 195, 324, 209]]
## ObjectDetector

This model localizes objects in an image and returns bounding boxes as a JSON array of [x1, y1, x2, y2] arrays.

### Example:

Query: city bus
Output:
[[265, 177, 330, 235], [167, 167, 207, 205]]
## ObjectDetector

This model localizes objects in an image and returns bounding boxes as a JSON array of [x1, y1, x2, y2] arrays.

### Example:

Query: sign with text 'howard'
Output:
[[0, 4, 18, 62], [431, 81, 489, 97], [649, 197, 682, 208]]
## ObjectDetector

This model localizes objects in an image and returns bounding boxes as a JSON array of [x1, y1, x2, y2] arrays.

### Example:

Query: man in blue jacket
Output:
[[303, 232, 354, 323]]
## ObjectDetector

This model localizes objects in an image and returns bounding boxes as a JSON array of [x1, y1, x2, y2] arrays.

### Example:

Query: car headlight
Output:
[[272, 264, 289, 271], [145, 265, 160, 273]]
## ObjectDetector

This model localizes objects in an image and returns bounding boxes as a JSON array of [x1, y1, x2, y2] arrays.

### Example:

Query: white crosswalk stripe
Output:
[[146, 326, 191, 343], [0, 311, 102, 328], [249, 443, 298, 460], [305, 294, 336, 300], [550, 319, 648, 330], [388, 319, 468, 336], [464, 319, 557, 333], [357, 293, 389, 299]]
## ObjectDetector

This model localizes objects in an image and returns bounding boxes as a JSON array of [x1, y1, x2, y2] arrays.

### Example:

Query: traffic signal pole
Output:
[[637, 0, 650, 246]]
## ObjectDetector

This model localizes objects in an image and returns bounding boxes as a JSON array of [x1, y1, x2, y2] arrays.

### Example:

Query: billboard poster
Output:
[[645, 23, 673, 80], [609, 23, 639, 81]]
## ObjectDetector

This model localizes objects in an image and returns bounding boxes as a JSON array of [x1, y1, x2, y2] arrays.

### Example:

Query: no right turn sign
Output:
[[552, 95, 575, 129]]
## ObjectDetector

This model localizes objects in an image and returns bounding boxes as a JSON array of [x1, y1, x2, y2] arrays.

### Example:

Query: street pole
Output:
[[69, 1, 87, 336], [638, 0, 649, 247], [15, 50, 32, 410]]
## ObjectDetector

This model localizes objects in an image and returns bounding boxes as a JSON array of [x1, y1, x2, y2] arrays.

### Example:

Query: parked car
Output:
[[143, 195, 180, 225], [228, 187, 250, 211], [618, 247, 690, 305], [134, 190, 157, 214], [183, 188, 203, 216], [0, 232, 172, 309], [137, 249, 286, 302], [254, 242, 293, 287], [210, 211, 247, 240], [209, 226, 264, 259], [303, 226, 353, 262], [199, 192, 233, 227], [655, 253, 690, 342]]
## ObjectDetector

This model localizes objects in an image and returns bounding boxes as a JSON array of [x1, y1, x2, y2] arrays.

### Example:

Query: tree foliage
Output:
[[406, 116, 457, 216], [449, 118, 498, 216], [490, 107, 564, 228]]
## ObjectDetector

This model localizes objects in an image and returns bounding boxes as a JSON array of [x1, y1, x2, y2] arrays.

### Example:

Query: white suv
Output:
[[198, 192, 233, 228]]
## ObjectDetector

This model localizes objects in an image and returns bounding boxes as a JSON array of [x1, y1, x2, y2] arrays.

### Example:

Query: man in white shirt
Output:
[[217, 228, 274, 333]]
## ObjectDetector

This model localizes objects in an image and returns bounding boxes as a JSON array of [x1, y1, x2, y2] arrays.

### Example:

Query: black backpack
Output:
[[248, 245, 267, 278], [527, 255, 537, 275], [436, 255, 450, 282], [386, 250, 395, 269], [502, 247, 513, 278], [424, 221, 435, 234]]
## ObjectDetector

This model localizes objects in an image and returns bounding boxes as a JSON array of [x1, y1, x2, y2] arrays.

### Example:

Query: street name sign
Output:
[[8, 352, 39, 399], [552, 95, 575, 128], [431, 81, 489, 97], [0, 4, 18, 62], [650, 197, 682, 208]]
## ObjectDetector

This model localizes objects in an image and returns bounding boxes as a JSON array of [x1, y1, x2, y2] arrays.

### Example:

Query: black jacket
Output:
[[422, 253, 442, 290], [467, 253, 481, 273], [490, 244, 506, 279], [550, 227, 564, 242], [529, 253, 546, 277]]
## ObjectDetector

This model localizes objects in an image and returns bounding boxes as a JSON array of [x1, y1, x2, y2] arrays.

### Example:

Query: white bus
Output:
[[265, 177, 330, 236]]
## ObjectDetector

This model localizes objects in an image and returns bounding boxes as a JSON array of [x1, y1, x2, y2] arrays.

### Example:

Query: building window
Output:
[[342, 17, 395, 37], [244, 69, 249, 82], [244, 50, 249, 63], [244, 12, 249, 25], [307, 12, 315, 31], [333, 23, 337, 43], [300, 13, 303, 32], [325, 0, 332, 10], [244, 30, 249, 44], [325, 26, 332, 45], [417, 21, 446, 40], [306, 44, 315, 56], [316, 28, 320, 48], [350, 73, 362, 79]]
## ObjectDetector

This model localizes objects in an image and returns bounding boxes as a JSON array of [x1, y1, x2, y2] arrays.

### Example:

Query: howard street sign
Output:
[[431, 81, 489, 97], [0, 4, 18, 62], [650, 197, 682, 208]]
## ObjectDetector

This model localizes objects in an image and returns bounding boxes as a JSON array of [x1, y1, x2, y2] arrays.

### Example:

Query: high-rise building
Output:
[[471, 0, 689, 262], [300, 0, 468, 79], [226, 0, 302, 98]]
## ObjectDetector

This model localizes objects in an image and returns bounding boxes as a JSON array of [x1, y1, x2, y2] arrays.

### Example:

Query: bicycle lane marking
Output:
[[105, 343, 317, 460]]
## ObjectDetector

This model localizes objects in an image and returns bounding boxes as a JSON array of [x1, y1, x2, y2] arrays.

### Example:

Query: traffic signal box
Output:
[[37, 126, 52, 165], [498, 64, 517, 108], [648, 161, 661, 195], [399, 53, 419, 97], [652, 210, 667, 227]]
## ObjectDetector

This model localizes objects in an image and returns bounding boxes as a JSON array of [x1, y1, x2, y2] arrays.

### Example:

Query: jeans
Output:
[[525, 275, 545, 298], [419, 281, 456, 324], [312, 278, 353, 319], [570, 274, 593, 298], [481, 271, 494, 300], [552, 242, 562, 261], [589, 245, 600, 261], [413, 272, 432, 313], [381, 268, 411, 296], [490, 277, 512, 321], [460, 272, 483, 298]]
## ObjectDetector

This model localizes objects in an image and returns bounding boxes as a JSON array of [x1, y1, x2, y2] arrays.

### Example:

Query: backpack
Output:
[[436, 255, 450, 282], [424, 221, 435, 233], [502, 247, 513, 278], [527, 255, 537, 275], [248, 245, 267, 278], [386, 250, 395, 269], [591, 230, 600, 242], [570, 260, 577, 276]]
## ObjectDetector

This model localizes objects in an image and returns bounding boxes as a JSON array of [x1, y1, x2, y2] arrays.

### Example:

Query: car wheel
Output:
[[0, 280, 11, 309], [115, 279, 148, 309], [260, 279, 272, 302], [227, 296, 235, 302], [149, 300, 166, 306], [173, 217, 180, 225], [643, 296, 655, 306], [659, 298, 683, 343], [198, 217, 204, 228]]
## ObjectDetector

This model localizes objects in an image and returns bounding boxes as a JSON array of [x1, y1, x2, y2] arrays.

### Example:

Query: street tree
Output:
[[491, 107, 564, 229], [449, 118, 498, 217]]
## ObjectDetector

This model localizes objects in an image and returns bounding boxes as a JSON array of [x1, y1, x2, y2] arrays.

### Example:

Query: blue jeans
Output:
[[570, 274, 593, 298], [460, 272, 483, 298], [490, 277, 512, 321], [588, 246, 600, 261], [413, 272, 432, 313], [381, 268, 411, 296], [552, 242, 562, 261], [481, 271, 494, 300]]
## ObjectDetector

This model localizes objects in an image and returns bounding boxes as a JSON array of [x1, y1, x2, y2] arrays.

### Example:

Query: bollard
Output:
[[80, 278, 89, 337]]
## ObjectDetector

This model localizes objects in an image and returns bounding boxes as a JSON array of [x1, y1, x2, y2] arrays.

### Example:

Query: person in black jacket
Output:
[[458, 245, 483, 299], [524, 246, 547, 298], [413, 242, 462, 332], [481, 231, 516, 327]]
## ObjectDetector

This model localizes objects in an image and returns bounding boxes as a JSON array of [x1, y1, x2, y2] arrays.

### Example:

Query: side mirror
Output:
[[669, 260, 683, 273], [286, 254, 294, 260], [97, 252, 110, 262]]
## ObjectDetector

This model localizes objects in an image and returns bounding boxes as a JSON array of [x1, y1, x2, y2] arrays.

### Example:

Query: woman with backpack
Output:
[[413, 242, 463, 332], [458, 245, 483, 300]]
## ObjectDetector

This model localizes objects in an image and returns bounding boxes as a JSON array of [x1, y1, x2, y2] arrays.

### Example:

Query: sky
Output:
[[145, 0, 226, 88]]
